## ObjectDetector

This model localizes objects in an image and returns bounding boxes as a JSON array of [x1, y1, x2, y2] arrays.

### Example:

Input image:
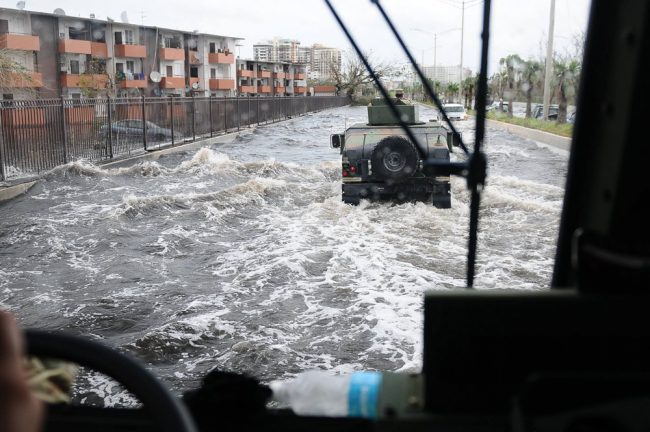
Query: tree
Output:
[[78, 58, 113, 98], [0, 49, 39, 98], [553, 56, 581, 123], [521, 59, 543, 118], [462, 74, 478, 109], [499, 54, 523, 118], [445, 82, 459, 103], [330, 50, 396, 98]]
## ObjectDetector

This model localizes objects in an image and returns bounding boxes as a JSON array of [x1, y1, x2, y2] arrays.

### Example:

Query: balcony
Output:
[[259, 70, 271, 78], [91, 42, 108, 58], [189, 77, 200, 88], [189, 51, 201, 64], [274, 72, 286, 79], [160, 76, 185, 89], [295, 73, 305, 80], [115, 44, 146, 58], [258, 85, 271, 94], [0, 33, 40, 51], [59, 39, 92, 55], [118, 76, 147, 89], [60, 73, 109, 88], [208, 52, 235, 64], [209, 79, 235, 90], [4, 71, 43, 88], [159, 47, 184, 61], [239, 85, 255, 93], [295, 86, 307, 94], [274, 85, 286, 92], [285, 74, 293, 80], [237, 69, 256, 78]]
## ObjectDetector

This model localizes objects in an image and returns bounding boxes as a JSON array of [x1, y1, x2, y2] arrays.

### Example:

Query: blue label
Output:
[[348, 371, 382, 419]]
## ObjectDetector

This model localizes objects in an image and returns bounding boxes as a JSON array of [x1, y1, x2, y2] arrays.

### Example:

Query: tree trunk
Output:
[[525, 79, 533, 118], [558, 82, 568, 123], [507, 77, 515, 118]]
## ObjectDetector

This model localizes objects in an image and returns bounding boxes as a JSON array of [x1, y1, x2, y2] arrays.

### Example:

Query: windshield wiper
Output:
[[323, 0, 491, 288]]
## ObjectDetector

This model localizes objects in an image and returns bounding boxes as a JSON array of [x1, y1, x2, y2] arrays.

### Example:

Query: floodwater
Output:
[[0, 105, 568, 405]]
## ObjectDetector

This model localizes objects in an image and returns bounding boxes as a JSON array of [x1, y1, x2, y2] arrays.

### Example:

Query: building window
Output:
[[190, 67, 198, 78], [126, 61, 135, 74], [70, 60, 80, 74], [125, 30, 134, 45], [209, 42, 216, 53], [210, 68, 216, 79], [166, 65, 173, 77]]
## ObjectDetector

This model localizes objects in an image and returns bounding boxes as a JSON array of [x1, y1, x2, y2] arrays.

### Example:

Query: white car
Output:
[[442, 103, 467, 120]]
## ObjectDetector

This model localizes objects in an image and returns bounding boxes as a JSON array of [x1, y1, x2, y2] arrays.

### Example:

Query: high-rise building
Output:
[[422, 65, 472, 85], [253, 38, 300, 63], [253, 43, 274, 62], [310, 44, 341, 81]]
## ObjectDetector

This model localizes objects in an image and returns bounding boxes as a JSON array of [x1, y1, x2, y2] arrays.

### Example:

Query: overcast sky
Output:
[[6, 0, 592, 74]]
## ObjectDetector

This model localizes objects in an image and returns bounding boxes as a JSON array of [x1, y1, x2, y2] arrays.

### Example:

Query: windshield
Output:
[[0, 0, 590, 409]]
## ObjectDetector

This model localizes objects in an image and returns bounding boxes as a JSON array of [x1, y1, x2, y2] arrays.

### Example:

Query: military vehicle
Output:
[[330, 97, 456, 208]]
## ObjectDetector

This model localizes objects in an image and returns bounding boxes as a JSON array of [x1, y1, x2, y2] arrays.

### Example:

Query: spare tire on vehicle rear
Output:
[[371, 136, 420, 181]]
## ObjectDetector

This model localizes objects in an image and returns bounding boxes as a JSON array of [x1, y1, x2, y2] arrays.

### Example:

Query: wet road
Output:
[[0, 105, 568, 405]]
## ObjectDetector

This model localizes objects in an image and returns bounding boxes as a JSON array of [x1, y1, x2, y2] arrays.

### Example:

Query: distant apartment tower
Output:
[[253, 37, 300, 63], [0, 6, 241, 99], [422, 65, 472, 85], [310, 44, 341, 81]]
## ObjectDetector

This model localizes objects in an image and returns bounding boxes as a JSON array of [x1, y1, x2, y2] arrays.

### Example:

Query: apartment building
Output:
[[236, 59, 307, 97], [310, 44, 341, 81], [422, 65, 472, 85], [0, 6, 241, 99], [253, 38, 300, 63]]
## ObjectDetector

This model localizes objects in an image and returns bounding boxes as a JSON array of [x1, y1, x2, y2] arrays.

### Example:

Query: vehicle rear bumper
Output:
[[343, 179, 448, 200]]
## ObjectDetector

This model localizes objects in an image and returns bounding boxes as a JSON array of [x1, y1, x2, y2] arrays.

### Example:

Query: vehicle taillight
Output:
[[349, 165, 357, 174], [342, 170, 348, 177]]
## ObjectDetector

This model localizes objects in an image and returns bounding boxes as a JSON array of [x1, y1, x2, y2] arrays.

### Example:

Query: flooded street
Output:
[[0, 104, 568, 404]]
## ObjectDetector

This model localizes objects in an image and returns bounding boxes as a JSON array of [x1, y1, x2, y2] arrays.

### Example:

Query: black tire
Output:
[[432, 180, 451, 209], [343, 196, 361, 206], [371, 136, 420, 181]]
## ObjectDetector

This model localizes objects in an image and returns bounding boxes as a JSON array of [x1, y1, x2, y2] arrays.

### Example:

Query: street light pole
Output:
[[459, 0, 465, 104], [542, 0, 556, 120]]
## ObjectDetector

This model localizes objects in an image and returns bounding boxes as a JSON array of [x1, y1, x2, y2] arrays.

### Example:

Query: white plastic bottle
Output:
[[269, 370, 383, 418]]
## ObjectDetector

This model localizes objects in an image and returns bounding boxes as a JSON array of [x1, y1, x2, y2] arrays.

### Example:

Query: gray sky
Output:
[[8, 0, 592, 73]]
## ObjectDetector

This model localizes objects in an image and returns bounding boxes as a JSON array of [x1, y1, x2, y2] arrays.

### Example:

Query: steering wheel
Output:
[[25, 330, 198, 432]]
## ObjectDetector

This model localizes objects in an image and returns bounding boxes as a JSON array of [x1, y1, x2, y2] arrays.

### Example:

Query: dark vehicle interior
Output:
[[16, 0, 650, 430]]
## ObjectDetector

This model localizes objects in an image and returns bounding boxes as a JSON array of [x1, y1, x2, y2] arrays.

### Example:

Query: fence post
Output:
[[141, 95, 147, 151], [191, 94, 196, 142], [247, 96, 251, 128], [236, 93, 240, 132], [107, 96, 114, 159], [224, 98, 227, 133], [257, 95, 260, 125], [169, 96, 175, 146], [209, 94, 213, 138], [0, 108, 6, 181], [59, 96, 68, 164]]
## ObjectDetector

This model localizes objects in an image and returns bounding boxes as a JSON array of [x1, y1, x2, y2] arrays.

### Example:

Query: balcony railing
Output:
[[160, 76, 185, 89], [239, 85, 255, 93], [208, 52, 235, 64], [258, 85, 271, 93], [159, 48, 184, 61], [115, 44, 146, 58], [237, 69, 256, 78], [209, 79, 235, 90], [258, 71, 271, 78], [117, 73, 147, 89], [295, 86, 307, 94], [295, 73, 306, 80], [59, 39, 92, 55], [91, 42, 108, 58], [0, 33, 40, 51], [4, 71, 43, 88], [60, 73, 109, 88], [274, 72, 286, 79]]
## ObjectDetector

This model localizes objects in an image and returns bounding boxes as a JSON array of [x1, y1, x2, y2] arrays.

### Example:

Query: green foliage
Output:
[[477, 109, 573, 137]]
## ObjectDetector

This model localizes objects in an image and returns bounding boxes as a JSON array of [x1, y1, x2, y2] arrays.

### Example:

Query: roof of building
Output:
[[0, 6, 244, 41]]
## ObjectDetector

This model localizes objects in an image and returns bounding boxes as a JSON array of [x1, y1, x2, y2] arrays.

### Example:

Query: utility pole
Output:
[[434, 33, 437, 82], [459, 0, 465, 104], [542, 0, 556, 120]]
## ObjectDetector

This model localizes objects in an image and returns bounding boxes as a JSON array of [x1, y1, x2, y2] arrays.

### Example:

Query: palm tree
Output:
[[446, 82, 459, 103], [499, 54, 523, 118], [462, 75, 476, 109], [554, 57, 581, 123], [522, 59, 543, 118]]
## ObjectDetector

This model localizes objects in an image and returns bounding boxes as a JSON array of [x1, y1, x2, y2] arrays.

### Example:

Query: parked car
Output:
[[442, 103, 467, 121], [568, 111, 576, 124], [532, 104, 559, 120], [98, 120, 182, 141]]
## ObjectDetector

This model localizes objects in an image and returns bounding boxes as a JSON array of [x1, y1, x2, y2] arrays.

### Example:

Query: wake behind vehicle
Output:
[[331, 98, 454, 208]]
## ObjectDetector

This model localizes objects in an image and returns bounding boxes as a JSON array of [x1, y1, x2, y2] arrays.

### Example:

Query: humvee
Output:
[[331, 97, 457, 208]]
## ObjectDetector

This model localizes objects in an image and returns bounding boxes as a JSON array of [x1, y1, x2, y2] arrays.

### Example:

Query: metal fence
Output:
[[0, 95, 349, 181]]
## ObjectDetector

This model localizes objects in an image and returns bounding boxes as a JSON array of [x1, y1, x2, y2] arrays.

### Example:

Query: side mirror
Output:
[[446, 131, 462, 152], [330, 134, 344, 149]]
